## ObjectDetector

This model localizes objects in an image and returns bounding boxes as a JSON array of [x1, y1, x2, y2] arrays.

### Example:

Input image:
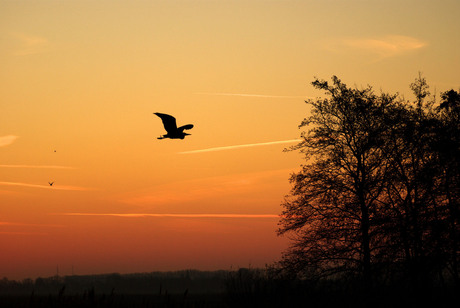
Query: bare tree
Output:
[[278, 76, 398, 285], [436, 89, 460, 285], [278, 75, 460, 290]]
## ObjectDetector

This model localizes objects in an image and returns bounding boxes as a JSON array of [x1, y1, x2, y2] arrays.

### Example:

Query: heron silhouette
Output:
[[154, 113, 194, 140], [48, 182, 54, 186]]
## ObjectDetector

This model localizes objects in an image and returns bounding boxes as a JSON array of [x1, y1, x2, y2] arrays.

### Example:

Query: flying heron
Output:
[[154, 113, 194, 140], [48, 182, 54, 186]]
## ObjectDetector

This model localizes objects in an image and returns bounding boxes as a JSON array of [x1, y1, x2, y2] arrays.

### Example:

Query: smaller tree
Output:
[[379, 76, 442, 286], [435, 89, 460, 285]]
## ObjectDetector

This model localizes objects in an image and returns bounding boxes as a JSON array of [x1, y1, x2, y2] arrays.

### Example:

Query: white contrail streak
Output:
[[178, 139, 301, 154], [55, 213, 279, 219], [195, 92, 311, 99], [0, 165, 75, 169], [0, 181, 91, 191]]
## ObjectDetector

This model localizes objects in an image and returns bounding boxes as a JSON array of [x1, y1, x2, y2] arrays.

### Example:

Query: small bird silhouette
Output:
[[48, 182, 54, 186], [154, 113, 194, 140]]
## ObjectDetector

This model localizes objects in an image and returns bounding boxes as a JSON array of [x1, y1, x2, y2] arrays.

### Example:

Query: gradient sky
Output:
[[1, 0, 459, 280]]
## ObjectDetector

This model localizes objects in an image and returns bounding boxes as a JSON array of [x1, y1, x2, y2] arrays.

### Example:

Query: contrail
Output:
[[55, 213, 279, 219], [195, 92, 312, 99], [0, 181, 91, 191], [0, 165, 75, 169], [178, 139, 301, 154]]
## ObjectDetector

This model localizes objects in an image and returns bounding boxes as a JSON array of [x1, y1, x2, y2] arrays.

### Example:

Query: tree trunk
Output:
[[360, 200, 372, 286]]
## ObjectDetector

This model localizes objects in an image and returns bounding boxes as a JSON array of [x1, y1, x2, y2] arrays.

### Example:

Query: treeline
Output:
[[1, 268, 456, 307], [0, 270, 228, 296], [278, 75, 459, 292]]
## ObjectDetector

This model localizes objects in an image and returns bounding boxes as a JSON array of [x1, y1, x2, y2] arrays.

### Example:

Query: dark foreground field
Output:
[[1, 269, 457, 308]]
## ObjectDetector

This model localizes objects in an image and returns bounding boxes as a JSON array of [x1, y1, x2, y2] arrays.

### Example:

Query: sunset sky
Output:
[[1, 0, 459, 280]]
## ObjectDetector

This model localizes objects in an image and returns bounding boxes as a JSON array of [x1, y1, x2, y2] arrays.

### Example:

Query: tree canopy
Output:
[[278, 75, 459, 289]]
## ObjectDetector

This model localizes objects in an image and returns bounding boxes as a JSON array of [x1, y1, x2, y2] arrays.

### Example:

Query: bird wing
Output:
[[154, 113, 178, 133], [178, 124, 194, 132]]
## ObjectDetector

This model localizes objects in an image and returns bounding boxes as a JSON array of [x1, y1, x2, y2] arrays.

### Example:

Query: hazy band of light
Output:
[[0, 164, 75, 169], [178, 139, 302, 154], [195, 92, 311, 98], [0, 181, 90, 191], [55, 213, 279, 219]]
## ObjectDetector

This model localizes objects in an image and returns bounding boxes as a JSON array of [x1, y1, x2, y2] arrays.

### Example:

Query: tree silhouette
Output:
[[278, 76, 398, 285], [379, 76, 443, 287], [278, 75, 460, 290], [379, 79, 459, 287], [436, 89, 460, 285]]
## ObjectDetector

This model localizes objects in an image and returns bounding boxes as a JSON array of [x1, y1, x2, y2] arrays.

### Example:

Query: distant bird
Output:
[[154, 113, 194, 140], [48, 182, 54, 186]]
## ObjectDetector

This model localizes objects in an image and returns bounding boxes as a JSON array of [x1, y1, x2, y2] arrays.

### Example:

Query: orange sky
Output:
[[1, 0, 459, 280]]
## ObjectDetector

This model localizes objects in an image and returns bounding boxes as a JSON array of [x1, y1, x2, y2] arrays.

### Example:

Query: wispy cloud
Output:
[[0, 164, 75, 169], [0, 231, 49, 235], [0, 181, 93, 191], [178, 139, 301, 154], [0, 135, 18, 147], [324, 35, 427, 59], [54, 213, 279, 219], [0, 221, 64, 227], [195, 92, 311, 99], [11, 33, 50, 56]]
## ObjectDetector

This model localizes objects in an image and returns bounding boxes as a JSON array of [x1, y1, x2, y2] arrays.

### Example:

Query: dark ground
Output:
[[0, 269, 457, 308]]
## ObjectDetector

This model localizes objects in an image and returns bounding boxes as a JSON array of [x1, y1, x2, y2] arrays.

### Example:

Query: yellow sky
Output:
[[1, 0, 459, 280]]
